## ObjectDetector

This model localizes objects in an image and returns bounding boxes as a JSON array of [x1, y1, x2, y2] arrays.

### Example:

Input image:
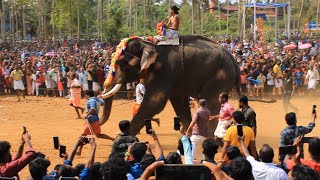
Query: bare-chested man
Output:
[[165, 5, 180, 39], [154, 5, 180, 44]]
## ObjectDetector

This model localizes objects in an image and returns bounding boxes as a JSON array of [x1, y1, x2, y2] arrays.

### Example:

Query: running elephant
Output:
[[100, 35, 241, 135]]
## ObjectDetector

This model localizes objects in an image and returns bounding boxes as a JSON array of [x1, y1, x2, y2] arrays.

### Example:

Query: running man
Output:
[[10, 65, 26, 102], [76, 90, 115, 155], [69, 73, 85, 119]]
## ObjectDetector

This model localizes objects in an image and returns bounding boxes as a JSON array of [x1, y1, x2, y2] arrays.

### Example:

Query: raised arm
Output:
[[150, 130, 163, 159], [238, 136, 250, 158]]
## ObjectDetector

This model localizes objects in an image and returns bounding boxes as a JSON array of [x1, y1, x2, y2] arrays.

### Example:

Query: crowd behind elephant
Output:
[[1, 36, 320, 180], [1, 36, 320, 100]]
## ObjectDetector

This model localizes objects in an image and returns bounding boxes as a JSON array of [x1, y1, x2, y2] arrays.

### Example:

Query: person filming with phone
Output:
[[221, 111, 258, 160], [279, 108, 316, 163]]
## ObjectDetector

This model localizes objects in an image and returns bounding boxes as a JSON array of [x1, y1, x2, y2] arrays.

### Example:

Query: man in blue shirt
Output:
[[76, 90, 115, 156]]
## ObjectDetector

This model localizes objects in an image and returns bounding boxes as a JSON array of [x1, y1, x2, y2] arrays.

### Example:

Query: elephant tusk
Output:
[[101, 84, 122, 99]]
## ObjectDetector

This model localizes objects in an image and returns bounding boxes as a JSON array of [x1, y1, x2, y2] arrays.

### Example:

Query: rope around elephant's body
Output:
[[180, 38, 184, 72]]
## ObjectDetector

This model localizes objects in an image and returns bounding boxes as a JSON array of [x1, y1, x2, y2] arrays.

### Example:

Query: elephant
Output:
[[100, 35, 241, 135]]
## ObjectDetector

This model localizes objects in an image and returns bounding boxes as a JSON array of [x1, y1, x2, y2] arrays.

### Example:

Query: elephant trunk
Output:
[[100, 96, 114, 125], [100, 84, 122, 125]]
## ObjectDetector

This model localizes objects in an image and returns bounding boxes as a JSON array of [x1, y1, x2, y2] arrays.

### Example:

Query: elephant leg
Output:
[[129, 90, 169, 135], [170, 96, 192, 133]]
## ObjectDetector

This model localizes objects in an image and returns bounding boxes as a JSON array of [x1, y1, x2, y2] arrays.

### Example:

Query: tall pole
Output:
[[297, 0, 304, 33], [100, 0, 103, 41], [129, 0, 132, 36], [1, 0, 5, 41], [143, 0, 146, 36], [218, 0, 220, 36], [201, 1, 204, 35], [253, 1, 256, 43], [22, 6, 25, 40], [238, 0, 241, 37], [226, 0, 229, 35], [275, 7, 278, 38], [242, 0, 246, 40], [316, 0, 320, 32], [287, 1, 291, 40], [77, 0, 80, 41], [191, 0, 194, 34], [52, 0, 56, 44]]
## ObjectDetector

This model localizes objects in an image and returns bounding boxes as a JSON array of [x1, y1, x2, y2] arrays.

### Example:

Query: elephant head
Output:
[[100, 37, 158, 125]]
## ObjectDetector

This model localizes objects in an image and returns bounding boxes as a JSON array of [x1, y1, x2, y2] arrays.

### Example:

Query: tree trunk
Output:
[[238, 0, 241, 39], [317, 0, 320, 32], [100, 0, 103, 41], [77, 0, 80, 40], [297, 0, 304, 33], [134, 0, 138, 34], [0, 0, 5, 41], [52, 0, 56, 44], [129, 0, 132, 36], [22, 6, 25, 40], [143, 0, 146, 36], [191, 0, 194, 34]]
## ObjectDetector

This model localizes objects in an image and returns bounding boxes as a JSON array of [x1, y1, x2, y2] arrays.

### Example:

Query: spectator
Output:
[[186, 99, 211, 160], [112, 120, 139, 154], [266, 68, 275, 96], [221, 111, 257, 159], [28, 158, 51, 180], [238, 96, 257, 136], [239, 136, 289, 180], [306, 65, 319, 95], [291, 164, 319, 180], [282, 70, 298, 113], [201, 139, 219, 164], [279, 112, 316, 162], [212, 92, 235, 147], [284, 136, 320, 174], [0, 133, 36, 178], [10, 65, 26, 101]]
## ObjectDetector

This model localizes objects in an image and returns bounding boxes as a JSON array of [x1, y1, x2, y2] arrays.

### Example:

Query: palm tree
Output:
[[297, 0, 304, 33]]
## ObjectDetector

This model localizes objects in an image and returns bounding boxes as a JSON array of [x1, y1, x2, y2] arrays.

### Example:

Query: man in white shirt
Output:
[[239, 136, 289, 180], [132, 78, 159, 126], [79, 67, 89, 96], [306, 65, 319, 95]]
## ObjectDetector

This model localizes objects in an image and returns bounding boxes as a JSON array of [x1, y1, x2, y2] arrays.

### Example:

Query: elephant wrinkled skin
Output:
[[100, 35, 241, 135]]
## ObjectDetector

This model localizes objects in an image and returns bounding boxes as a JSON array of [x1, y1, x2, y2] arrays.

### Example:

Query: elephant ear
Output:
[[140, 41, 158, 71]]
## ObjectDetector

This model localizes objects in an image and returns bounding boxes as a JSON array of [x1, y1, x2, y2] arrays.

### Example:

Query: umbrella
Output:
[[299, 43, 312, 50], [44, 52, 59, 56], [284, 44, 297, 50]]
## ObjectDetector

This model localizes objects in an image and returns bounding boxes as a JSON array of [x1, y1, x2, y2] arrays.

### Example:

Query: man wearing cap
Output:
[[186, 99, 211, 161]]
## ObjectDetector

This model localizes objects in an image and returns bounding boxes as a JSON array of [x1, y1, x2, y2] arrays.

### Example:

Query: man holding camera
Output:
[[279, 112, 316, 163]]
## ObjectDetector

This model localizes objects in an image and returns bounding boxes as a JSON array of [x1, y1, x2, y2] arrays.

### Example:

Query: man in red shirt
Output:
[[0, 133, 36, 178]]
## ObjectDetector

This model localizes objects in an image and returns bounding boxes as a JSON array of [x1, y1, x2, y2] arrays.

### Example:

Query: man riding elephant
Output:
[[99, 35, 241, 135]]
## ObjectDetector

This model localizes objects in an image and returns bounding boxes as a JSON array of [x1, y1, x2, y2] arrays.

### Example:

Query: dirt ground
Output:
[[0, 95, 319, 179]]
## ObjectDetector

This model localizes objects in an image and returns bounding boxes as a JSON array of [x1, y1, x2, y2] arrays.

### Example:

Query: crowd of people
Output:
[[0, 92, 319, 180], [1, 33, 320, 179]]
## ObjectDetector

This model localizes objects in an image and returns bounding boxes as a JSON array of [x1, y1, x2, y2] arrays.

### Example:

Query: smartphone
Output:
[[156, 164, 211, 180], [302, 137, 312, 144], [53, 137, 59, 149], [237, 124, 243, 137], [174, 117, 181, 131], [23, 126, 27, 134], [279, 145, 297, 155], [312, 105, 317, 114], [145, 119, 152, 134], [59, 145, 66, 158]]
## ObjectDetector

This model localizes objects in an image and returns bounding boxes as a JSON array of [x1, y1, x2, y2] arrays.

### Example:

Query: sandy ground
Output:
[[0, 95, 319, 179]]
